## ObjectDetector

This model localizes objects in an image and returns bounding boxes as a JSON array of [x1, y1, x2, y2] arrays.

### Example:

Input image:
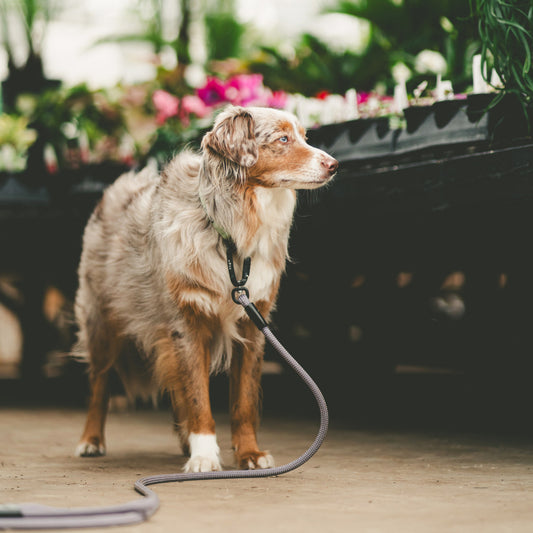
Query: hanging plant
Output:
[[474, 0, 533, 103]]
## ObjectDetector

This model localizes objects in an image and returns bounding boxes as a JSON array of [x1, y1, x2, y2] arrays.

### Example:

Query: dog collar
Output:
[[199, 194, 233, 243], [198, 194, 252, 291]]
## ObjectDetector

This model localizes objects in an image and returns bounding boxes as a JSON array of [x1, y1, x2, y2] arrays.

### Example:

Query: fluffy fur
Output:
[[74, 105, 337, 472]]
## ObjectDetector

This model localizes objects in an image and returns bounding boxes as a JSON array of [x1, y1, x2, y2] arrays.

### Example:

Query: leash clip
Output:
[[232, 287, 250, 305]]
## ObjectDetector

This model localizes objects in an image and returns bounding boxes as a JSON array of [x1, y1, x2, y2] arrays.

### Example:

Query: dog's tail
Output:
[[69, 336, 88, 363]]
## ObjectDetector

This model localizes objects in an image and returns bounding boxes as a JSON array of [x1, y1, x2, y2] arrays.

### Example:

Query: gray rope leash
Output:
[[0, 293, 329, 530]]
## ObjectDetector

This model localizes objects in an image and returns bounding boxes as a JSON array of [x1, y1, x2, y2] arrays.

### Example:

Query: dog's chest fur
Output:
[[79, 152, 296, 376]]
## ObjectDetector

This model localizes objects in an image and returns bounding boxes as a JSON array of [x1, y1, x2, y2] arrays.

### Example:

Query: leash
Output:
[[0, 241, 329, 530]]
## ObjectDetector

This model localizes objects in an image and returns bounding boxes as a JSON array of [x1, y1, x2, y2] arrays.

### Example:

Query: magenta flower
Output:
[[152, 90, 179, 124], [225, 74, 265, 106], [196, 77, 229, 106], [357, 92, 371, 105]]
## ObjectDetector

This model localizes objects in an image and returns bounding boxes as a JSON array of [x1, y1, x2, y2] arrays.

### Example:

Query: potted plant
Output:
[[0, 0, 62, 110]]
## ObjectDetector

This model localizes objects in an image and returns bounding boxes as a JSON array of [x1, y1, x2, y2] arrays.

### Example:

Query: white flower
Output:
[[415, 50, 447, 75], [320, 94, 348, 125], [392, 62, 412, 83], [0, 145, 26, 172]]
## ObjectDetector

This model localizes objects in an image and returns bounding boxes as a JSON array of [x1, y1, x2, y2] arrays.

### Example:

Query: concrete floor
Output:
[[2, 407, 533, 532]]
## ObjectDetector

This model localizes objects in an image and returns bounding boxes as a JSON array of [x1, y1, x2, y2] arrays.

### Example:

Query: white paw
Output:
[[184, 455, 222, 473], [75, 441, 106, 457], [184, 433, 221, 473], [253, 454, 275, 469]]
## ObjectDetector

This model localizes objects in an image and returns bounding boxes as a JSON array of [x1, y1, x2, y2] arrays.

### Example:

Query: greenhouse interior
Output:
[[1, 1, 533, 532]]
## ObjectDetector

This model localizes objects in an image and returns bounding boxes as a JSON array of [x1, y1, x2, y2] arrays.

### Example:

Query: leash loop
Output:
[[224, 237, 267, 330], [225, 239, 251, 288]]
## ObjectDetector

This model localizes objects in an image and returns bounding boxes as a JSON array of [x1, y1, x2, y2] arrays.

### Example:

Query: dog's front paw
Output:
[[237, 451, 275, 470], [184, 433, 221, 472], [184, 455, 222, 473], [75, 439, 106, 457]]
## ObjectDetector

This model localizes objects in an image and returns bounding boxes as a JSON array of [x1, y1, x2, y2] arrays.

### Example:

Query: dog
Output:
[[74, 105, 338, 472]]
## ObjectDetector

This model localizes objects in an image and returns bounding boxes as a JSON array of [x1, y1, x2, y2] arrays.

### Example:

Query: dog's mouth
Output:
[[279, 173, 335, 189]]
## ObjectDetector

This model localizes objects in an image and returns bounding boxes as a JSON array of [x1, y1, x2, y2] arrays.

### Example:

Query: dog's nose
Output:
[[322, 156, 338, 175]]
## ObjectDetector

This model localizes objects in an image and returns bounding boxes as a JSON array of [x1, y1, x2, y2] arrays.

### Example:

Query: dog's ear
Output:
[[202, 106, 258, 168]]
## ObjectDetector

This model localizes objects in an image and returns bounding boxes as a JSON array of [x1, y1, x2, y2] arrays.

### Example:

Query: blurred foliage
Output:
[[3, 0, 532, 176], [0, 0, 63, 107], [146, 117, 208, 163], [474, 0, 533, 103], [18, 84, 131, 171], [0, 114, 37, 151], [204, 0, 245, 61], [249, 35, 372, 97], [93, 0, 168, 53], [0, 0, 62, 59], [0, 114, 37, 171], [249, 0, 481, 96], [28, 84, 124, 148], [328, 0, 480, 92], [93, 0, 192, 90]]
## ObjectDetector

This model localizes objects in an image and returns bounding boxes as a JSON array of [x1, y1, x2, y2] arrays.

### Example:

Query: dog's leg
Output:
[[76, 317, 123, 457], [76, 369, 110, 457], [156, 328, 221, 472], [230, 318, 275, 469], [170, 389, 190, 456]]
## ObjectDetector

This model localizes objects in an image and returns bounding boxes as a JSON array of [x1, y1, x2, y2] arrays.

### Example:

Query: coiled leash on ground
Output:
[[0, 241, 329, 530]]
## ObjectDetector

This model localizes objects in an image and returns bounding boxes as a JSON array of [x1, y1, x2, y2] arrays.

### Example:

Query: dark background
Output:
[[1, 94, 533, 435]]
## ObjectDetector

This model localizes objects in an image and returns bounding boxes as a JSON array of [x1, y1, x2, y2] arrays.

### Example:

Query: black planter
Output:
[[432, 99, 466, 129], [309, 93, 532, 164], [403, 104, 434, 133], [0, 172, 49, 208], [1, 55, 61, 110]]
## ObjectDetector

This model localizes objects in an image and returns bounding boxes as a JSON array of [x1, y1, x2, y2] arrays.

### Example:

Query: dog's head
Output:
[[201, 105, 338, 189]]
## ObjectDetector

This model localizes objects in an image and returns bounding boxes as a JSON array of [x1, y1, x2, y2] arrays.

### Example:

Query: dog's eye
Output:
[[279, 136, 289, 143]]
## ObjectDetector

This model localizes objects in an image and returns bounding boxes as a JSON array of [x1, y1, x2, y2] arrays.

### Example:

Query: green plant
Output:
[[328, 0, 479, 92], [20, 84, 133, 171], [0, 114, 37, 172], [146, 117, 207, 164], [204, 0, 244, 61], [249, 34, 374, 97], [474, 0, 533, 103]]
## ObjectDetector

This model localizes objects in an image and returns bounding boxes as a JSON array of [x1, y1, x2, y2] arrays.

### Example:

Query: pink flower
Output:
[[182, 95, 210, 118], [267, 90, 288, 109], [196, 77, 228, 106], [195, 73, 289, 111], [196, 74, 272, 108], [357, 92, 371, 105], [152, 90, 180, 124], [225, 74, 265, 106]]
